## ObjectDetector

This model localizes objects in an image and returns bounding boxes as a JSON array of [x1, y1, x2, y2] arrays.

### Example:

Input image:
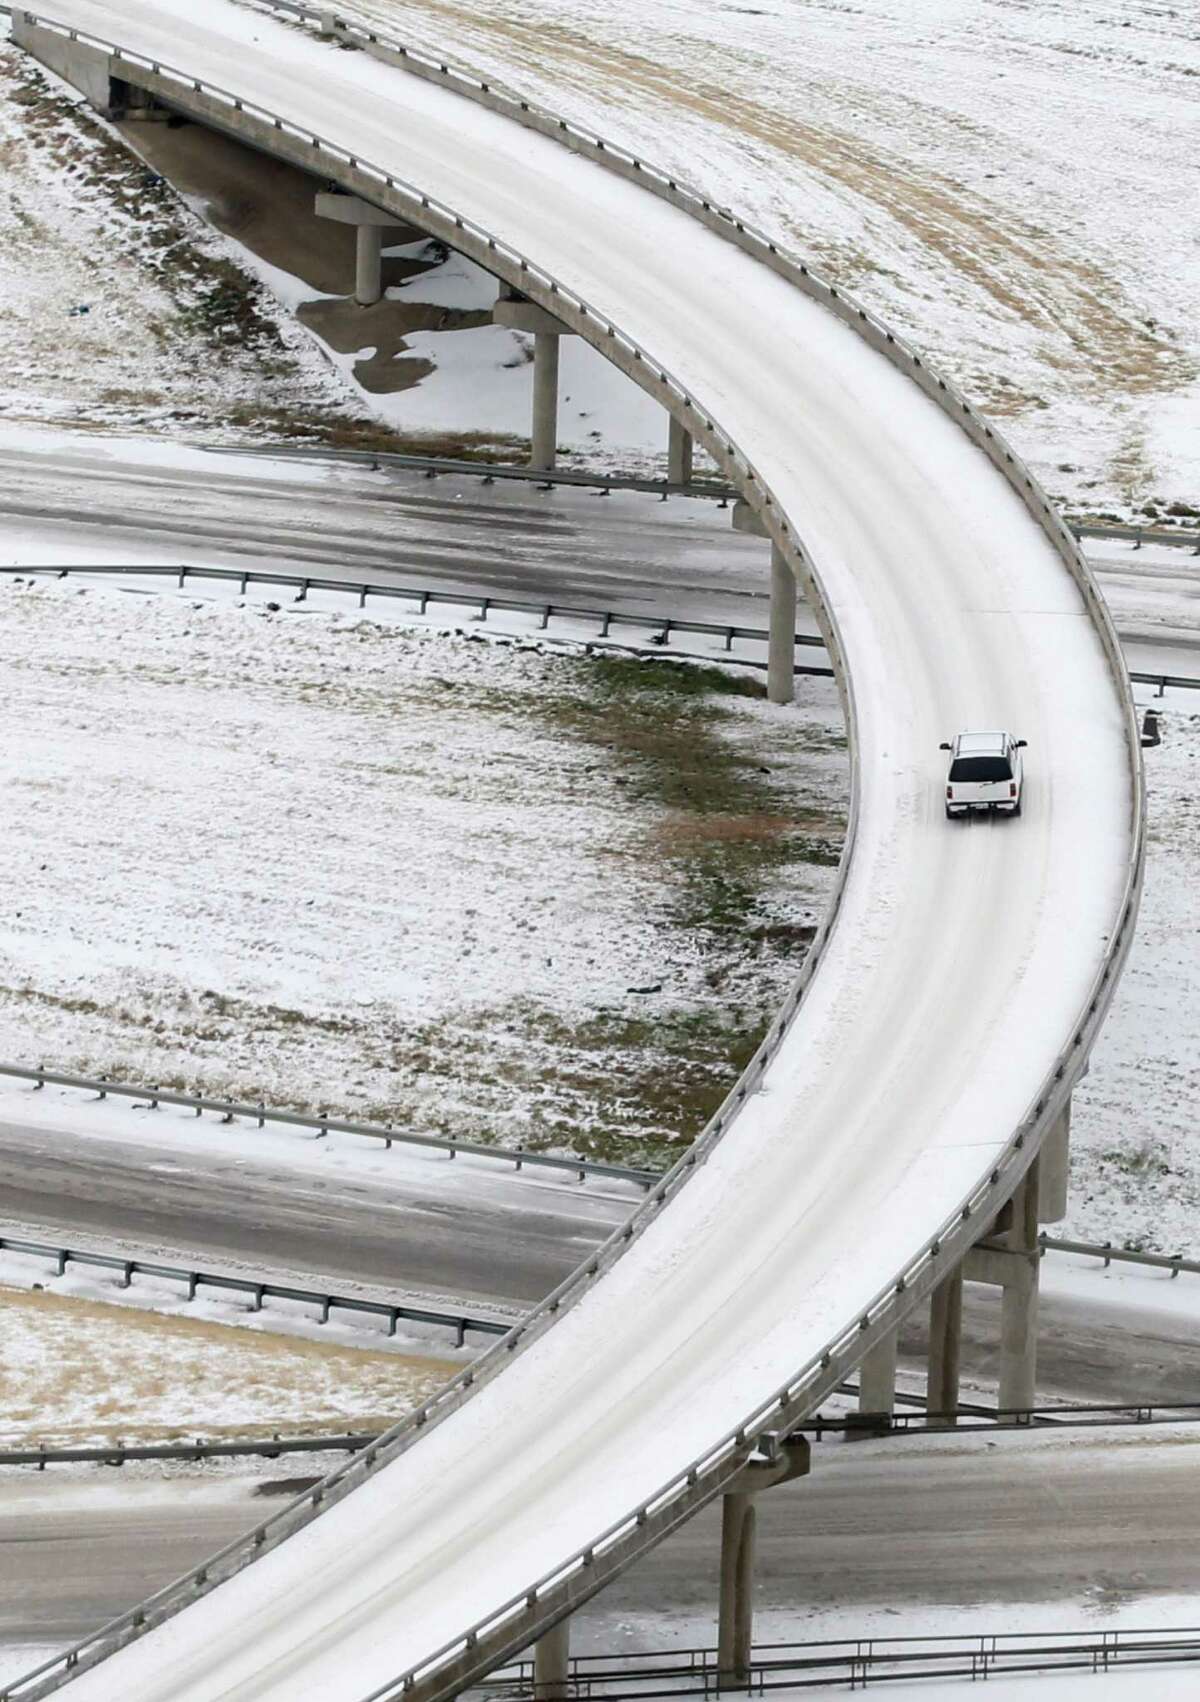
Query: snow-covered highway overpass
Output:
[[6, 3, 1143, 1699]]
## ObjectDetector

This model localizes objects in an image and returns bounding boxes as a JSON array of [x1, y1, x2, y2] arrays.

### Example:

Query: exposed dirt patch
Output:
[[0, 1283, 454, 1447]]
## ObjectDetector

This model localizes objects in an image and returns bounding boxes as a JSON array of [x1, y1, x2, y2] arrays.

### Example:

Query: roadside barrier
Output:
[[0, 1431, 382, 1469], [8, 565, 1195, 694], [0, 1059, 655, 1188], [0, 1232, 511, 1348], [3, 563, 831, 664], [11, 1399, 1200, 1471], [486, 1624, 1200, 1696], [207, 439, 1200, 553]]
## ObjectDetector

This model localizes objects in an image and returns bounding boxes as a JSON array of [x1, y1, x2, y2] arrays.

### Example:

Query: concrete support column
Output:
[[999, 1156, 1041, 1411], [668, 415, 694, 485], [857, 1331, 898, 1422], [533, 1616, 571, 1702], [927, 1267, 963, 1426], [718, 1492, 756, 1686], [1038, 1099, 1071, 1224], [532, 332, 562, 472], [768, 545, 796, 706], [493, 291, 574, 472], [355, 224, 384, 307]]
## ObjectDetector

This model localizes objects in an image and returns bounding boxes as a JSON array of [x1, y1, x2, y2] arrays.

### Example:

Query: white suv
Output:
[[941, 730, 1027, 819]]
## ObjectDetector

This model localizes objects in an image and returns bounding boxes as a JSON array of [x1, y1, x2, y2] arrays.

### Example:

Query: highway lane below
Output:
[[5, 1113, 1200, 1405], [4, 1425, 1199, 1653], [0, 1116, 630, 1313], [3, 437, 1198, 670]]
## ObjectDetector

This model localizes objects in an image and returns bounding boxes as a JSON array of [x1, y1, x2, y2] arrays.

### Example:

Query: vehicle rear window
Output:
[[950, 756, 1011, 782]]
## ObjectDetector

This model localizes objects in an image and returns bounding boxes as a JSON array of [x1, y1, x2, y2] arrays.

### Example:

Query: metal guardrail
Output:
[[0, 1060, 654, 1187], [14, 562, 1200, 694], [206, 439, 1200, 552], [0, 1431, 383, 1469], [3, 12, 1144, 1702], [204, 440, 732, 501], [0, 1232, 510, 1348], [487, 1625, 1200, 1696], [1041, 1232, 1200, 1278], [1075, 520, 1200, 553], [7, 1399, 1200, 1471], [806, 1398, 1200, 1439], [5, 563, 832, 661]]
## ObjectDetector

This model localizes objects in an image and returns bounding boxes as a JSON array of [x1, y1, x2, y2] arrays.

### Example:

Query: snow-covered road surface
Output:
[[13, 4, 1139, 1699]]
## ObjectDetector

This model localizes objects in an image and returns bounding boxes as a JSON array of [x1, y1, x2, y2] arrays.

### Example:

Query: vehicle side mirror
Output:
[[1016, 739, 1028, 748], [938, 742, 952, 751]]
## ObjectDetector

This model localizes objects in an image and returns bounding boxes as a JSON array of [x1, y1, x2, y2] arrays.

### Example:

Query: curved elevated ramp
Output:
[[9, 4, 1141, 1700]]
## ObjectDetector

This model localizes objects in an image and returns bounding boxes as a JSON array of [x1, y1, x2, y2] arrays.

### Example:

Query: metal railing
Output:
[[4, 564, 832, 662], [204, 438, 1200, 552], [0, 1060, 654, 1187], [3, 11, 1143, 1702], [0, 1232, 510, 1347], [1041, 1232, 1200, 1278], [13, 562, 1200, 693], [486, 1624, 1200, 1696], [0, 1431, 383, 1469], [12, 1398, 1200, 1472]]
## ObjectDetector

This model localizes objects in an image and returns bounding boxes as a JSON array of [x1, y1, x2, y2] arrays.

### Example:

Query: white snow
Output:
[[339, 0, 1200, 520], [24, 5, 1138, 1700], [0, 574, 842, 1161]]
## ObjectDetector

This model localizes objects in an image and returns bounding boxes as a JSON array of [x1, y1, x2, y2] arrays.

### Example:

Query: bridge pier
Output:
[[717, 1441, 810, 1688], [857, 1330, 898, 1424], [730, 500, 797, 705], [927, 1140, 1054, 1420], [1038, 1100, 1071, 1224], [767, 546, 798, 706], [668, 415, 694, 485], [313, 192, 423, 307], [493, 289, 575, 471], [926, 1267, 963, 1425], [533, 1617, 571, 1702]]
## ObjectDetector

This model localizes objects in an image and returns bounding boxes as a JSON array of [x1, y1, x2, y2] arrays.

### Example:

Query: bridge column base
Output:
[[927, 1267, 964, 1425], [768, 546, 797, 705], [533, 1615, 571, 1702], [668, 415, 694, 485], [718, 1441, 810, 1688], [1038, 1098, 1071, 1225], [493, 290, 575, 471], [856, 1330, 899, 1428]]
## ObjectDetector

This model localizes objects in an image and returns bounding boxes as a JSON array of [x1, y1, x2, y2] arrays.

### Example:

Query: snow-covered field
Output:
[[0, 38, 365, 446], [6, 2, 1198, 510], [0, 576, 844, 1167], [0, 1282, 451, 1447], [324, 0, 1199, 522], [1071, 698, 1200, 1254]]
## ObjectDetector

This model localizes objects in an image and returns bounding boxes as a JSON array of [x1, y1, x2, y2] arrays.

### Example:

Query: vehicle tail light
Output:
[[946, 786, 953, 799], [1010, 782, 1017, 797]]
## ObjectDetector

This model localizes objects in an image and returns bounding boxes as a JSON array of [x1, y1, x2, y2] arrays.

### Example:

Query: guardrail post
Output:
[[533, 1615, 571, 1701], [927, 1266, 963, 1425], [668, 415, 694, 485], [768, 546, 796, 706]]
